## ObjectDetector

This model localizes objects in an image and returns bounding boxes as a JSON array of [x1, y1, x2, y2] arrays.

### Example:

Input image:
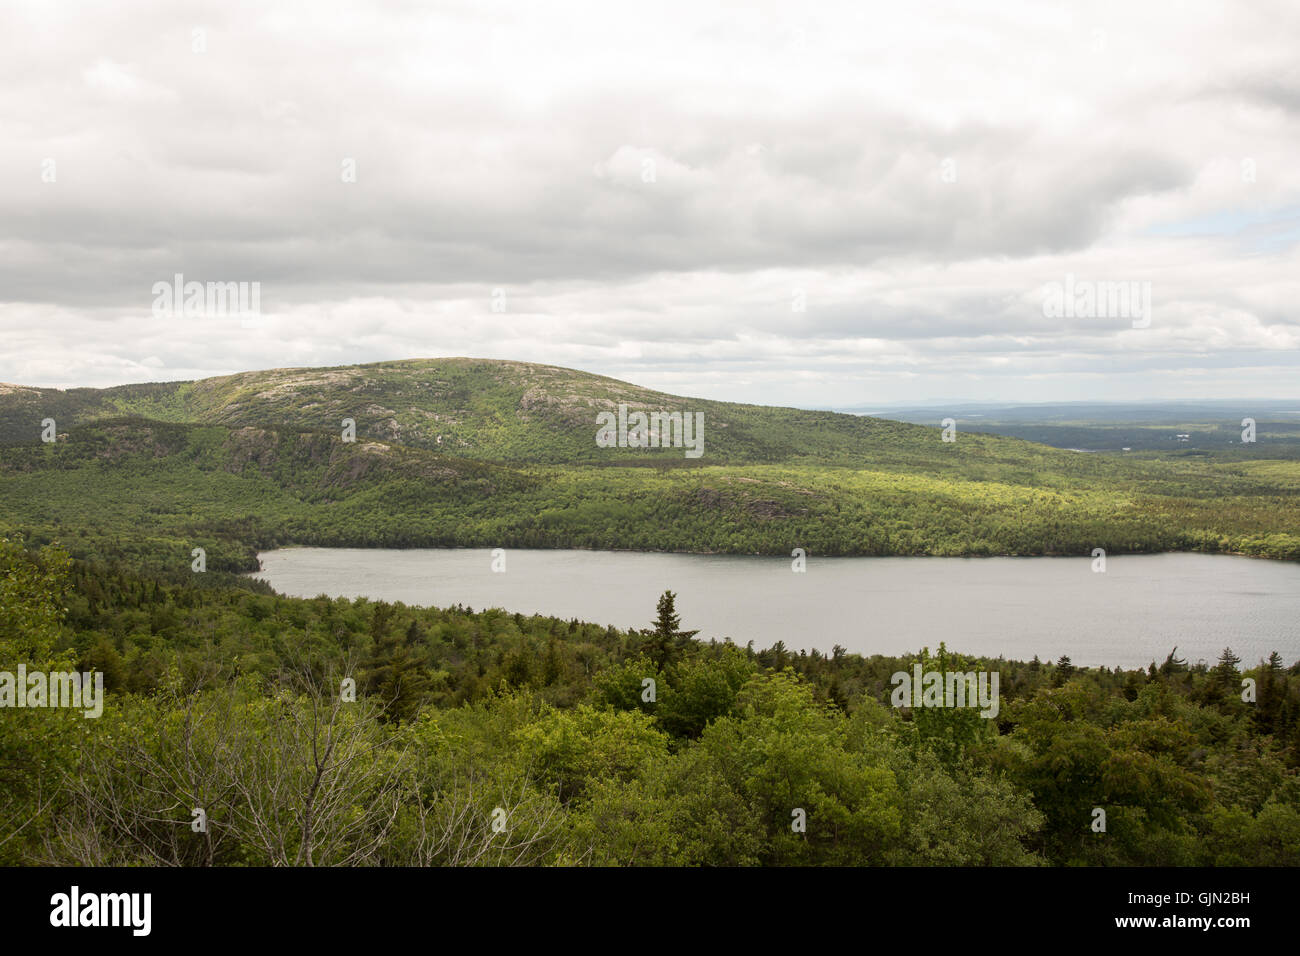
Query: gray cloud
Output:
[[1, 0, 1298, 403]]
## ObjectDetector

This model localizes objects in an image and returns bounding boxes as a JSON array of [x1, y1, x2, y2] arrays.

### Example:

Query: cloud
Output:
[[1, 0, 1297, 403]]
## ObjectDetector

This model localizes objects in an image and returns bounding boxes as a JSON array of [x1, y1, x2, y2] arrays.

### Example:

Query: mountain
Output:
[[0, 357, 1033, 467], [2, 358, 1299, 577]]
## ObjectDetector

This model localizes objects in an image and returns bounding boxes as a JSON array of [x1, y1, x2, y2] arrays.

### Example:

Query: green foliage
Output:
[[0, 533, 1291, 866], [0, 536, 72, 664], [1, 358, 1299, 865], [655, 646, 756, 739], [898, 644, 999, 765], [511, 704, 668, 803], [0, 537, 78, 864], [695, 671, 901, 864], [881, 748, 1045, 866], [5, 359, 1300, 576]]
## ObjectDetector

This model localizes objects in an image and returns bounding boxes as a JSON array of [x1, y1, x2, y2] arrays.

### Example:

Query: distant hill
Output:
[[2, 358, 1299, 575], [842, 400, 1300, 454], [0, 357, 1096, 469]]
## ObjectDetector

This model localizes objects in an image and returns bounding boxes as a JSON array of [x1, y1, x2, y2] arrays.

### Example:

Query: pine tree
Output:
[[639, 590, 699, 670], [1122, 671, 1142, 701], [363, 615, 433, 722], [542, 635, 564, 686], [404, 617, 425, 645], [1213, 646, 1241, 691], [1159, 646, 1188, 678], [826, 675, 849, 713], [1256, 651, 1286, 733]]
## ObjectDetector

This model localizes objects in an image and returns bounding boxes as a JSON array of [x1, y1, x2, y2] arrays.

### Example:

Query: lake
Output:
[[250, 548, 1300, 669]]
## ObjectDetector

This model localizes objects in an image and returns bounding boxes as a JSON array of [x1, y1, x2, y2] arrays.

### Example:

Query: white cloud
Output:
[[1, 0, 1297, 403]]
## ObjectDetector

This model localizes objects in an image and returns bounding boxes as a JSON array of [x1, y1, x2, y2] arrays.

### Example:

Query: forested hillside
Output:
[[4, 358, 1299, 469], [2, 537, 1298, 866], [3, 360, 1299, 867], [2, 361, 1300, 574]]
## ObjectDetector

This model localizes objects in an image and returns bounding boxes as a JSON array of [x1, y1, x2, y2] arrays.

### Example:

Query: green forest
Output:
[[3, 359, 1300, 575], [2, 359, 1299, 866], [2, 536, 1298, 866]]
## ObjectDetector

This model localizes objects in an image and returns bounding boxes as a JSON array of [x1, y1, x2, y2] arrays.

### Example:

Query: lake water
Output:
[[250, 548, 1300, 669]]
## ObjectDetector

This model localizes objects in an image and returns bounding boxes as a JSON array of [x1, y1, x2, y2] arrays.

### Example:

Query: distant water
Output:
[[250, 549, 1300, 669]]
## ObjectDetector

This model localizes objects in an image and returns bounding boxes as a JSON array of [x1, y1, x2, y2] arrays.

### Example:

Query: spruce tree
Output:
[[640, 590, 699, 670], [1213, 646, 1241, 691]]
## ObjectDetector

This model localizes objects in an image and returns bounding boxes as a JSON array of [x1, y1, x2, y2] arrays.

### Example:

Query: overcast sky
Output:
[[2, 0, 1298, 406]]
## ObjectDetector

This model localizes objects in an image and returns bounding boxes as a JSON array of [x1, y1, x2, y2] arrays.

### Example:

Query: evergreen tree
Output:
[[1213, 646, 1241, 690], [362, 622, 433, 722], [826, 675, 849, 713], [1159, 646, 1188, 678], [1121, 671, 1142, 702], [405, 617, 426, 645], [639, 590, 699, 670], [81, 637, 128, 691], [1256, 651, 1286, 733]]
